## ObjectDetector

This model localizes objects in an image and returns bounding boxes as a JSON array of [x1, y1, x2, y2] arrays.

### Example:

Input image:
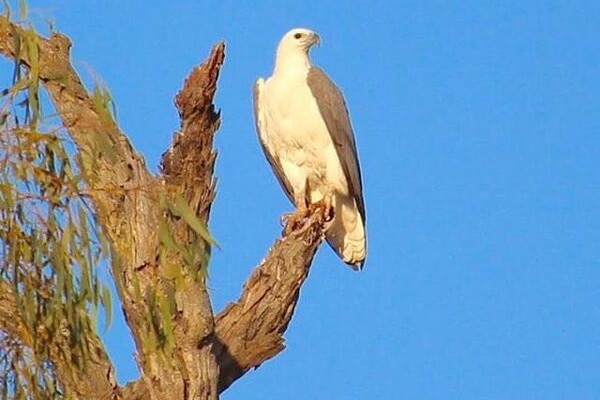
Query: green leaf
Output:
[[18, 0, 27, 20], [2, 0, 11, 19], [158, 219, 182, 252], [157, 293, 174, 352], [101, 284, 112, 329], [169, 193, 217, 246]]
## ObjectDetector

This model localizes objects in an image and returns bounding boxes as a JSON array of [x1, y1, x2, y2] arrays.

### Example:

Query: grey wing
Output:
[[253, 79, 295, 204], [307, 67, 366, 222]]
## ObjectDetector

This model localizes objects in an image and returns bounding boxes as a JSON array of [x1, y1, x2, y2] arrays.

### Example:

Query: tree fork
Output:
[[0, 16, 328, 400]]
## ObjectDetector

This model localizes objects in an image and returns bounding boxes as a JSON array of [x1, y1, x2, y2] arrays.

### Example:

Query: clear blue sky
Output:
[[4, 1, 600, 399]]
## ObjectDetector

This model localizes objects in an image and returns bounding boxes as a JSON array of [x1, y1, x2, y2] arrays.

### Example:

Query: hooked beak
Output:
[[312, 32, 321, 46]]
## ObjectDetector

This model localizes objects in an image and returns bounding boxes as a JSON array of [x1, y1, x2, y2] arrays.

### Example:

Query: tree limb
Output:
[[0, 13, 156, 332], [120, 212, 327, 399], [214, 210, 327, 392], [161, 42, 222, 222], [0, 17, 181, 399], [154, 42, 226, 400]]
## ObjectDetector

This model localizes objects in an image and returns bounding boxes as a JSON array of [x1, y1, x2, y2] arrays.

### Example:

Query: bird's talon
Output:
[[324, 204, 334, 222], [281, 207, 311, 235], [308, 198, 334, 223]]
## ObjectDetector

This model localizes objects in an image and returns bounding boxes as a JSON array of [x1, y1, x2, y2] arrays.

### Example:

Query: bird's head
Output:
[[277, 28, 321, 55]]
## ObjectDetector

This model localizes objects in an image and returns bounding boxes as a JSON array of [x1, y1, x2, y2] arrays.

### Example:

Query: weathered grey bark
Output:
[[0, 16, 328, 400]]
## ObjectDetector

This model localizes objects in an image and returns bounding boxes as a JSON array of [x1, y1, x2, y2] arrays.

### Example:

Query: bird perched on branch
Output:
[[253, 28, 367, 269]]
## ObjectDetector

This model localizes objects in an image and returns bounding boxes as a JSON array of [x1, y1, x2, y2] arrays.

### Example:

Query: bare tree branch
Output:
[[154, 42, 226, 400], [161, 42, 223, 222], [120, 211, 327, 398], [214, 211, 327, 392]]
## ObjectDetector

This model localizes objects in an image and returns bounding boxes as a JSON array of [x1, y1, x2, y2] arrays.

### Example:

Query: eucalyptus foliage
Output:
[[0, 9, 112, 398]]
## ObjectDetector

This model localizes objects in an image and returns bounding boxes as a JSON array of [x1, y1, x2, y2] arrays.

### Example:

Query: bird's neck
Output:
[[273, 49, 311, 77]]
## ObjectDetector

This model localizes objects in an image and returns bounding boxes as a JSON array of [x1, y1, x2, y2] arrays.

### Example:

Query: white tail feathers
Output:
[[325, 195, 366, 269]]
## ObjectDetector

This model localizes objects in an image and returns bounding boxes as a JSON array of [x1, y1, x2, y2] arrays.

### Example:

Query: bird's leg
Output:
[[309, 189, 335, 222]]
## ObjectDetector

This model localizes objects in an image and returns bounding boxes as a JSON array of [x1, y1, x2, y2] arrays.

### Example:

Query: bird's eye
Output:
[[294, 33, 302, 39]]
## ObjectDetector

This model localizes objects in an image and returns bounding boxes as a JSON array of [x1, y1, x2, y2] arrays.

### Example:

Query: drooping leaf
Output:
[[169, 193, 216, 246], [101, 285, 112, 330]]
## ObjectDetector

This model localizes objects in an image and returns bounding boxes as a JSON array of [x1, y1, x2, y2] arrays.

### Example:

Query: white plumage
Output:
[[253, 28, 367, 269]]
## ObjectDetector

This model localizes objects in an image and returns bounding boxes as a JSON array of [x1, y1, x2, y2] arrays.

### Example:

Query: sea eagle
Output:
[[253, 28, 367, 269]]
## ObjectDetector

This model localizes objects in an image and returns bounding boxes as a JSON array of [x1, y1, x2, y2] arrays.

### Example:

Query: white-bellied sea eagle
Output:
[[253, 28, 367, 269]]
